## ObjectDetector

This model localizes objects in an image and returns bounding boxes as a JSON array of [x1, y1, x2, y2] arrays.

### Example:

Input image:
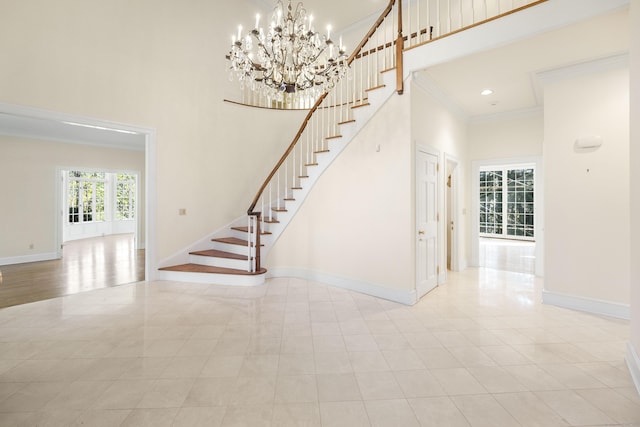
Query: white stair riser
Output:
[[211, 241, 252, 256], [157, 270, 266, 286], [189, 254, 248, 270], [230, 229, 253, 240]]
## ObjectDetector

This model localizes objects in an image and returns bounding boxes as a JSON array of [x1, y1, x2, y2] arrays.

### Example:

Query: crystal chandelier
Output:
[[227, 0, 349, 106]]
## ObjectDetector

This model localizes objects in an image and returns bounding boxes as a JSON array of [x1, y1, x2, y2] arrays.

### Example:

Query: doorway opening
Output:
[[0, 102, 157, 305], [445, 155, 460, 273], [471, 157, 543, 276]]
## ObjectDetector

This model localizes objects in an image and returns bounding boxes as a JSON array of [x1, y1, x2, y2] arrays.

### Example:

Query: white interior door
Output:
[[416, 149, 439, 298]]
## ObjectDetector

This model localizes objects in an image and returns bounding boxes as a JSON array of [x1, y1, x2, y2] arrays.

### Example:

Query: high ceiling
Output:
[[252, 0, 389, 34], [0, 1, 629, 145], [414, 6, 629, 119]]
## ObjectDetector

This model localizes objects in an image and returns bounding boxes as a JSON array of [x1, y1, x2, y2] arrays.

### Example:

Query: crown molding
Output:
[[411, 72, 469, 122], [532, 51, 629, 105]]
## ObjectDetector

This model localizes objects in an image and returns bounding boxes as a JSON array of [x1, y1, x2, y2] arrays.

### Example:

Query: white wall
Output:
[[411, 79, 469, 273], [628, 0, 640, 387], [468, 112, 543, 160], [543, 64, 630, 311], [266, 91, 415, 303], [0, 135, 145, 263], [0, 1, 305, 269]]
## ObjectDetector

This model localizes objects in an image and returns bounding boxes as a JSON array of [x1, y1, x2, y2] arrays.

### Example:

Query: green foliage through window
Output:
[[479, 167, 534, 239], [66, 170, 135, 224]]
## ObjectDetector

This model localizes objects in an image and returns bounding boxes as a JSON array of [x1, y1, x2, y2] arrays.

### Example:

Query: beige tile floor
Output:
[[0, 268, 638, 426]]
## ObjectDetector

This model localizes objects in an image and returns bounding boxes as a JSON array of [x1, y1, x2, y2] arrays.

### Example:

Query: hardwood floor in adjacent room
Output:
[[0, 234, 144, 309]]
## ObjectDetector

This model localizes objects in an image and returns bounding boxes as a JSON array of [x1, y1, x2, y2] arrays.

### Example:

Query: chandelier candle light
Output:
[[227, 0, 349, 108]]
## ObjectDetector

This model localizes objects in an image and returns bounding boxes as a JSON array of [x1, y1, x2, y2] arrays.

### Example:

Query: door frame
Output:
[[0, 102, 157, 280], [415, 144, 442, 296], [445, 153, 461, 273]]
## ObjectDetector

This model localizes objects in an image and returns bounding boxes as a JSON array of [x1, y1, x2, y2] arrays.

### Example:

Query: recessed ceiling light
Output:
[[481, 89, 493, 96]]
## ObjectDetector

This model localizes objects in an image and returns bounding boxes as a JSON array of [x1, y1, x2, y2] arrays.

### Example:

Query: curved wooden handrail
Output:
[[247, 0, 397, 214]]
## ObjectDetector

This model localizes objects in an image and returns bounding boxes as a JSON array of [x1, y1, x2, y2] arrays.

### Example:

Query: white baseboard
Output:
[[626, 342, 640, 397], [267, 268, 417, 306], [0, 252, 59, 266], [542, 289, 630, 320]]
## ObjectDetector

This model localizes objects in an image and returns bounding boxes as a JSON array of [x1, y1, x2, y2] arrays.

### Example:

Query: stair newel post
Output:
[[247, 214, 254, 272], [246, 212, 262, 273], [396, 0, 404, 95], [254, 212, 262, 272]]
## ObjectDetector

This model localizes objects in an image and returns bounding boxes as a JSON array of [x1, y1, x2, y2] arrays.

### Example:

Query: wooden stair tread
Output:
[[263, 218, 280, 224], [291, 187, 303, 190], [305, 162, 318, 166], [326, 135, 342, 140], [352, 102, 370, 109], [231, 226, 272, 235], [213, 237, 263, 247], [272, 207, 287, 212], [314, 149, 330, 154], [159, 263, 266, 276], [366, 84, 386, 92], [190, 249, 247, 260], [339, 119, 356, 125]]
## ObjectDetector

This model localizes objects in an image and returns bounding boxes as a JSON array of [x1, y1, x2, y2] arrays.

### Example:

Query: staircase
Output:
[[158, 0, 548, 286], [159, 68, 398, 285]]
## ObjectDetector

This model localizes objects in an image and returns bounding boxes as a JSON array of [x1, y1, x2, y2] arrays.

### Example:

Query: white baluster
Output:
[[277, 170, 280, 210], [367, 44, 371, 90], [385, 16, 389, 70], [417, 0, 421, 44], [408, 0, 412, 47], [333, 88, 340, 135], [303, 128, 307, 177], [339, 77, 344, 123], [269, 182, 273, 222], [326, 103, 329, 148]]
